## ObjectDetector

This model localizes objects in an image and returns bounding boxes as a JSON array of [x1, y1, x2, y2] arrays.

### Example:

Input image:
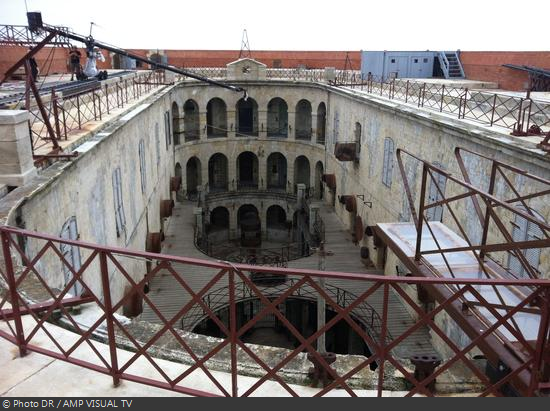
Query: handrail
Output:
[[1, 224, 549, 396]]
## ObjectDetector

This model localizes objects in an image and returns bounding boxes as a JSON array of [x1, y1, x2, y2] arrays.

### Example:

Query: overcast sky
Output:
[[2, 0, 549, 51]]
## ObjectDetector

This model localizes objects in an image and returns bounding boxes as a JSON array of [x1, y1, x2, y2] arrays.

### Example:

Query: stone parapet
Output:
[[0, 110, 37, 187]]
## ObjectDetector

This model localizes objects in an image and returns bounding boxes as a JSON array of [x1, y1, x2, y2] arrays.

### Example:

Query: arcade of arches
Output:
[[172, 97, 327, 143]]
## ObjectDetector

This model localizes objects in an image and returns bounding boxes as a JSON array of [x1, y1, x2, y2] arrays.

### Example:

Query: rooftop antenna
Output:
[[239, 29, 251, 59], [89, 22, 96, 37]]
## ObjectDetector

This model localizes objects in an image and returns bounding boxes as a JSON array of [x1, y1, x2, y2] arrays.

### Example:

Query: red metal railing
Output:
[[343, 77, 550, 136], [27, 71, 166, 152], [1, 225, 549, 396]]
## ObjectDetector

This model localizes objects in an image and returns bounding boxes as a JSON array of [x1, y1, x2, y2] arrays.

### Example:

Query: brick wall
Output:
[[461, 51, 550, 91], [0, 46, 111, 79], [1, 46, 360, 78]]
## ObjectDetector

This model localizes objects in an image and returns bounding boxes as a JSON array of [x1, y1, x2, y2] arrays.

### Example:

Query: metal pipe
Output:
[[43, 26, 246, 95]]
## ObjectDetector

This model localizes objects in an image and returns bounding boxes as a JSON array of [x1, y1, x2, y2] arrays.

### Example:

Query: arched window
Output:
[[172, 102, 180, 145], [236, 98, 258, 136], [426, 163, 447, 222], [295, 100, 312, 140], [315, 161, 324, 200], [208, 154, 228, 192], [267, 98, 288, 138], [186, 157, 202, 199], [210, 207, 230, 230], [317, 103, 326, 144], [266, 153, 287, 190], [60, 217, 82, 296], [237, 152, 259, 189], [184, 99, 200, 141], [382, 138, 395, 188], [207, 98, 227, 138], [294, 156, 311, 192], [266, 205, 287, 229]]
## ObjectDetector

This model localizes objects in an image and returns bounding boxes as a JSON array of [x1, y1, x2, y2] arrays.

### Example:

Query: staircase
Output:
[[438, 51, 465, 79]]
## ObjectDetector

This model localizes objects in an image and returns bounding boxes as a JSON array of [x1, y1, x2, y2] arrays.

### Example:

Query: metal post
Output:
[[99, 251, 120, 387], [415, 165, 429, 261], [105, 84, 110, 114], [528, 288, 550, 396], [490, 94, 497, 126], [76, 95, 81, 129], [1, 230, 27, 357], [318, 250, 326, 354], [316, 242, 333, 353], [228, 268, 238, 396], [479, 162, 498, 260], [51, 89, 62, 140]]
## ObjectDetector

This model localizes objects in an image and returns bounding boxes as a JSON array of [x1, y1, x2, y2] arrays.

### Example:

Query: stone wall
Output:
[[1, 86, 177, 304]]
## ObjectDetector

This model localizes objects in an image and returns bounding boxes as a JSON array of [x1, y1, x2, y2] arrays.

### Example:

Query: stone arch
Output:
[[266, 205, 287, 229], [316, 102, 327, 144], [236, 97, 258, 136], [207, 98, 227, 138], [295, 99, 312, 140], [266, 152, 287, 190], [294, 155, 311, 192], [184, 99, 200, 141], [210, 207, 230, 230], [185, 157, 202, 199], [267, 97, 288, 138], [237, 151, 259, 189], [238, 204, 261, 247], [315, 161, 324, 200], [208, 153, 228, 192], [172, 102, 181, 145]]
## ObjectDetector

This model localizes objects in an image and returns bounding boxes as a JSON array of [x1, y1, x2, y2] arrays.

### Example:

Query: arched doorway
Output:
[[267, 98, 288, 138], [236, 98, 258, 136], [315, 161, 324, 200], [172, 102, 180, 145], [175, 163, 183, 202], [237, 152, 259, 190], [184, 99, 200, 141], [185, 157, 201, 200], [238, 205, 261, 247], [295, 99, 312, 140], [266, 153, 287, 191], [266, 205, 287, 228], [209, 207, 230, 242], [266, 205, 288, 242], [294, 156, 311, 193], [208, 153, 228, 192], [317, 102, 326, 144], [207, 98, 227, 138]]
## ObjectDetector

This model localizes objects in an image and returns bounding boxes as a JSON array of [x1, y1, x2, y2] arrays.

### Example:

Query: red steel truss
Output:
[[374, 146, 550, 396], [0, 222, 549, 397]]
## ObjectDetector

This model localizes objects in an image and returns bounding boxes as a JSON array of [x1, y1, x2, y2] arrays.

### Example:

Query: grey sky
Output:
[[2, 0, 549, 51]]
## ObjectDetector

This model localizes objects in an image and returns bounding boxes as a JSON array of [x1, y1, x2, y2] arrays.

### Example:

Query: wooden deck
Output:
[[141, 201, 438, 359]]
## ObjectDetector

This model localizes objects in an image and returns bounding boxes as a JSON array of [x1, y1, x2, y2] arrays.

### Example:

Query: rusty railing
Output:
[[1, 224, 549, 396], [343, 77, 550, 136], [27, 71, 166, 152]]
